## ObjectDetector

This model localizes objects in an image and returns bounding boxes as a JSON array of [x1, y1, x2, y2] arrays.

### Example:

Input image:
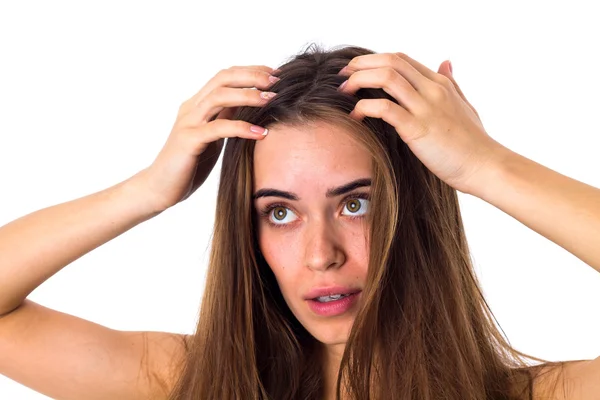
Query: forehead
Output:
[[253, 122, 372, 193]]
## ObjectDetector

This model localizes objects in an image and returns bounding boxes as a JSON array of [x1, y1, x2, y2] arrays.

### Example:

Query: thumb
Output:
[[438, 60, 480, 118], [437, 60, 453, 77]]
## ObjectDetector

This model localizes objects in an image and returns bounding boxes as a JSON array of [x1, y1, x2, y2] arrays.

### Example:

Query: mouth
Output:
[[306, 290, 362, 317], [304, 286, 362, 300]]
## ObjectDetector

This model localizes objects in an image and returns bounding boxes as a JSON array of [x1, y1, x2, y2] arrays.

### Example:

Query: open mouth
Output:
[[306, 291, 361, 317], [313, 293, 352, 302]]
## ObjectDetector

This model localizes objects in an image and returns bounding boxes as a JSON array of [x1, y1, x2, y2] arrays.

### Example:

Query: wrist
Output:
[[465, 144, 516, 199], [119, 169, 169, 218]]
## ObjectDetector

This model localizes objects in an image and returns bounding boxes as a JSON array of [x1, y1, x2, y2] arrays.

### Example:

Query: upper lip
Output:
[[303, 285, 362, 300]]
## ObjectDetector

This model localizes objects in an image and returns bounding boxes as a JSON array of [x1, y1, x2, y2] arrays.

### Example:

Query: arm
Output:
[[469, 147, 600, 274], [0, 170, 190, 400], [0, 63, 277, 399], [0, 300, 189, 400], [0, 169, 161, 316]]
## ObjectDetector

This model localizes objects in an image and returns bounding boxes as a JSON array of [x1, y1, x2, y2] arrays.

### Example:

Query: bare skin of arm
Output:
[[0, 300, 189, 400], [0, 171, 188, 399], [0, 64, 278, 399], [473, 150, 600, 399]]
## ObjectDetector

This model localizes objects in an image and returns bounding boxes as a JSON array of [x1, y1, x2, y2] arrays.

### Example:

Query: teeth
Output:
[[316, 294, 348, 303]]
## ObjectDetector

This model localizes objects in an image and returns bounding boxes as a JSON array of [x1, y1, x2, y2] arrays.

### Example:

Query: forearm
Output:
[[471, 147, 600, 273], [0, 169, 161, 316]]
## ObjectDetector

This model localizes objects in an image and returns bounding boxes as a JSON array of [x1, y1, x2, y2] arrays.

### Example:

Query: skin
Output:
[[253, 121, 372, 398]]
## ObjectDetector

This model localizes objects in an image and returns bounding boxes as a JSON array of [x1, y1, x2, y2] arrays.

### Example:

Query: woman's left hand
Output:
[[338, 52, 509, 195]]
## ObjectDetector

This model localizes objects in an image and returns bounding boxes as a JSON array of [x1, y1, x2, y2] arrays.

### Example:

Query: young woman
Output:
[[0, 44, 598, 399]]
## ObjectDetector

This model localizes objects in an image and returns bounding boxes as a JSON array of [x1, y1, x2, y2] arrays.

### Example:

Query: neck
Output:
[[322, 343, 347, 400]]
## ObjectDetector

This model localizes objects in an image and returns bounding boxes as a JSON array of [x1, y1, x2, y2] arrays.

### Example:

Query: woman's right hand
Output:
[[137, 65, 280, 213]]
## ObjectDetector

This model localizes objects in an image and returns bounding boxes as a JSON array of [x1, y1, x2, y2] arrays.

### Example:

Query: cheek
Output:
[[258, 226, 301, 292], [344, 220, 370, 256]]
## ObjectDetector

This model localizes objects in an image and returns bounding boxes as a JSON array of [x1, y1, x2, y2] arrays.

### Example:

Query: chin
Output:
[[305, 316, 356, 345]]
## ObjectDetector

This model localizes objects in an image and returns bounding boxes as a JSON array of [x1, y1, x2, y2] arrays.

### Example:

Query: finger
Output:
[[192, 119, 270, 145], [340, 53, 432, 92], [180, 68, 279, 116], [339, 67, 427, 114], [181, 88, 276, 127], [228, 65, 278, 74], [203, 67, 279, 95], [394, 52, 448, 86], [349, 98, 419, 142]]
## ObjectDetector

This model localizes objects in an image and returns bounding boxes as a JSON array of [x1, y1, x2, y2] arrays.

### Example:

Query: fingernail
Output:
[[251, 125, 268, 136], [260, 91, 277, 99], [338, 80, 348, 91], [448, 60, 453, 74], [272, 68, 282, 74], [338, 66, 349, 75], [268, 75, 280, 84]]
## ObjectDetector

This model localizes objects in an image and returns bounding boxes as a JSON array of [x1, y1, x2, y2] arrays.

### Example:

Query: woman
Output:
[[0, 44, 598, 399]]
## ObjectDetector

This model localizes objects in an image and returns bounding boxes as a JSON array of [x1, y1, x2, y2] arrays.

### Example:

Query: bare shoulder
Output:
[[532, 356, 600, 400], [0, 299, 191, 399]]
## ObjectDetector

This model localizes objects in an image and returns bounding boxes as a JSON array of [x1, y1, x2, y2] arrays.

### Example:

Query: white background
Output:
[[1, 1, 599, 398]]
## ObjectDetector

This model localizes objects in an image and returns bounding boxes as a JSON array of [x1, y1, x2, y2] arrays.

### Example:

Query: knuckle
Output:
[[382, 67, 397, 81], [428, 84, 447, 101], [209, 118, 227, 129], [346, 55, 361, 69], [436, 73, 452, 88], [208, 86, 226, 100], [355, 98, 368, 109], [353, 99, 365, 114], [254, 70, 268, 81], [205, 118, 226, 134], [379, 99, 393, 112], [386, 53, 399, 64]]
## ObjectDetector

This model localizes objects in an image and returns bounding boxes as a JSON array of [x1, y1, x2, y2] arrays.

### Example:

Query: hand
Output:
[[137, 65, 280, 212], [338, 52, 508, 195]]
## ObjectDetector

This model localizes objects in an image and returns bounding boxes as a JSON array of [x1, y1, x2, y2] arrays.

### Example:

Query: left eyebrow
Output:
[[252, 178, 372, 201]]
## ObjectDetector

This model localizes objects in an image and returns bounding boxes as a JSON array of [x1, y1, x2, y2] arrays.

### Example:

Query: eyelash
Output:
[[258, 192, 370, 229]]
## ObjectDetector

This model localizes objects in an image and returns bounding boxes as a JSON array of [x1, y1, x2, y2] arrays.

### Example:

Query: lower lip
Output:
[[307, 292, 361, 317]]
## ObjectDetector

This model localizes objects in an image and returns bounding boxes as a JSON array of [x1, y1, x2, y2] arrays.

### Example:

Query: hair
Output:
[[166, 43, 578, 399]]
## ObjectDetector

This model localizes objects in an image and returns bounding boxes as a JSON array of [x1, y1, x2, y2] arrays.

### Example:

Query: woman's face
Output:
[[253, 121, 371, 346]]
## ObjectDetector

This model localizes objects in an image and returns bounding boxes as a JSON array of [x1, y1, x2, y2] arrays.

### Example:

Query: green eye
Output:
[[346, 199, 361, 212], [342, 198, 369, 216], [272, 207, 287, 221], [267, 206, 298, 225]]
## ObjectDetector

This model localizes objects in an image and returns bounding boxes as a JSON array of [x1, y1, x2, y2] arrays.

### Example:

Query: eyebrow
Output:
[[252, 178, 372, 201]]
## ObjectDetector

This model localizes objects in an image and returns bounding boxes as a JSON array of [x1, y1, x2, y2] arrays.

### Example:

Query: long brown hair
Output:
[[168, 43, 572, 399]]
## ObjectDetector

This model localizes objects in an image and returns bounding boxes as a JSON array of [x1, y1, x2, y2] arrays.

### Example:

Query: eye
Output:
[[269, 206, 299, 225], [342, 197, 369, 216]]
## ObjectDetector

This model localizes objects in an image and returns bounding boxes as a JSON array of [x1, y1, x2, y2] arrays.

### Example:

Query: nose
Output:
[[303, 217, 346, 272]]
